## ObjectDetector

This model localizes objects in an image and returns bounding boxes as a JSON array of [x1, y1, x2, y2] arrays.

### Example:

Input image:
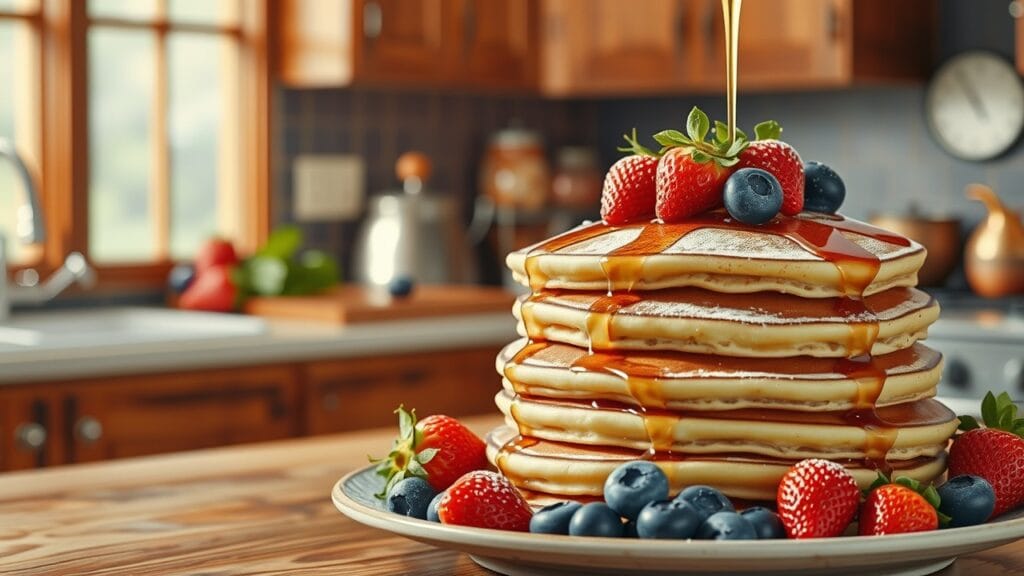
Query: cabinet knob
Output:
[[75, 416, 103, 444], [364, 1, 383, 39], [14, 422, 47, 452]]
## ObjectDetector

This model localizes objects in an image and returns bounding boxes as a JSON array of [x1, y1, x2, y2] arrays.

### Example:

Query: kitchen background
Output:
[[0, 0, 1022, 471]]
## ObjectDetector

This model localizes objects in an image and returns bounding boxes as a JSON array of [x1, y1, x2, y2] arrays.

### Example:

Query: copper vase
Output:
[[964, 184, 1024, 298]]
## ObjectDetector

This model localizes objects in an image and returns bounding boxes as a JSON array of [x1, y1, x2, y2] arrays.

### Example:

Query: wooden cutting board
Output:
[[243, 284, 515, 325]]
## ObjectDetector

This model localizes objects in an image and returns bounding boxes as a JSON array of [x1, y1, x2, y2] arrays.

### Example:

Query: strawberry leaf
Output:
[[713, 121, 730, 144], [753, 120, 782, 141], [617, 128, 661, 157], [654, 129, 689, 148], [690, 150, 711, 164], [416, 447, 439, 465], [397, 405, 415, 439], [981, 391, 997, 427], [865, 471, 890, 496], [724, 138, 749, 157], [686, 107, 710, 143], [958, 415, 980, 431]]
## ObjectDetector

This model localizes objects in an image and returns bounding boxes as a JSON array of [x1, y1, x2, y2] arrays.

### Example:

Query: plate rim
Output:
[[332, 464, 1024, 563]]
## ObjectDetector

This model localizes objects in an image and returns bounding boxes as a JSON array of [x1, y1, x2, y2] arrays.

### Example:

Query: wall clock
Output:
[[925, 51, 1024, 161]]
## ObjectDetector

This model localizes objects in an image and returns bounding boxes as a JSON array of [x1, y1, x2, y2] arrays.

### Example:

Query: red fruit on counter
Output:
[[195, 237, 239, 273], [178, 265, 238, 312], [950, 392, 1024, 517], [437, 470, 533, 531], [736, 121, 804, 216], [601, 130, 659, 225], [372, 406, 487, 497], [652, 107, 745, 223], [859, 483, 939, 536], [776, 458, 860, 539]]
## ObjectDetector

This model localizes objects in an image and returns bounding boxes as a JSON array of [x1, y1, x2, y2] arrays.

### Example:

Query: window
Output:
[[0, 0, 269, 285], [0, 0, 42, 265]]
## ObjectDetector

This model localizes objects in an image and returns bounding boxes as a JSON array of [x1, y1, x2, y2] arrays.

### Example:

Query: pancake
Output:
[[507, 212, 925, 298], [515, 287, 938, 358], [496, 392, 958, 461], [486, 426, 948, 502], [498, 340, 944, 411]]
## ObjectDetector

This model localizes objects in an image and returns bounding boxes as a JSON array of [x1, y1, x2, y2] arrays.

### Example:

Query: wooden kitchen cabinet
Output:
[[279, 0, 537, 89], [539, 0, 693, 96], [304, 346, 500, 435], [0, 387, 63, 471], [63, 366, 301, 464], [541, 0, 935, 96]]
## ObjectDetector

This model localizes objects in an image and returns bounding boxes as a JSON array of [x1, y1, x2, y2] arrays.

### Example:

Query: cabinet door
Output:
[[540, 0, 693, 96], [697, 0, 850, 90], [354, 0, 454, 85], [305, 347, 500, 435], [64, 366, 300, 464], [457, 0, 538, 89], [0, 388, 62, 471]]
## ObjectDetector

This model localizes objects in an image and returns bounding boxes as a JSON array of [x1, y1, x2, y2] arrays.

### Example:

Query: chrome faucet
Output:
[[0, 138, 95, 321]]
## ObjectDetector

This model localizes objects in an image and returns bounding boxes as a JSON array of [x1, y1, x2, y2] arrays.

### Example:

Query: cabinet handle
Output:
[[702, 3, 716, 57], [464, 0, 477, 48], [75, 416, 103, 445], [364, 1, 383, 40], [14, 422, 47, 452], [827, 1, 842, 42]]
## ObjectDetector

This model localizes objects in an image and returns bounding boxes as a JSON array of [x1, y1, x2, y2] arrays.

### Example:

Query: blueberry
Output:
[[635, 499, 702, 539], [803, 161, 846, 214], [168, 263, 196, 294], [386, 477, 437, 519], [388, 275, 415, 297], [740, 506, 786, 539], [603, 461, 670, 521], [568, 502, 625, 537], [675, 485, 735, 522], [723, 167, 783, 225], [530, 501, 583, 534], [938, 475, 996, 527], [426, 491, 445, 523], [697, 511, 758, 540]]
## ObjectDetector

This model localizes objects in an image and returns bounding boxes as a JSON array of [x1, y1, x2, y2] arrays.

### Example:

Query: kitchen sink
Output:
[[0, 307, 267, 352]]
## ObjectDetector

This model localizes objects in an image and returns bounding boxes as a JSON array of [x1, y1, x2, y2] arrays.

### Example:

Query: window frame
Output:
[[5, 0, 273, 293]]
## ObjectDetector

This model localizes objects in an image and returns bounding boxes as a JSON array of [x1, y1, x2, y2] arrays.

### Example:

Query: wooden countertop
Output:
[[1, 415, 1023, 575]]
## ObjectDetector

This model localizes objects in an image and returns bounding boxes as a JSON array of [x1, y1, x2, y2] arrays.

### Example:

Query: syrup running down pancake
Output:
[[498, 340, 943, 412], [515, 287, 939, 358], [507, 212, 924, 298]]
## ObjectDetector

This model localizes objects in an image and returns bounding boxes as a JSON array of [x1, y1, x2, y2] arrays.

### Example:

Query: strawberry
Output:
[[776, 458, 860, 539], [858, 476, 941, 536], [195, 237, 239, 273], [372, 406, 487, 498], [950, 391, 1024, 517], [437, 470, 533, 531], [178, 265, 238, 312], [737, 120, 804, 215], [600, 129, 659, 225], [653, 107, 747, 223]]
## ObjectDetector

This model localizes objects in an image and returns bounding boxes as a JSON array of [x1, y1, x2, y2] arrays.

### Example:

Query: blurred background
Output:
[[0, 0, 1022, 472]]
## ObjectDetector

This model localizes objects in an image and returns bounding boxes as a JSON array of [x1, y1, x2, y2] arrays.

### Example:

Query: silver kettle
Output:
[[353, 152, 478, 286]]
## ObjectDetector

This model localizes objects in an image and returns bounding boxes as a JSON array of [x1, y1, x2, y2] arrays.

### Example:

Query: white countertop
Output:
[[0, 311, 516, 384]]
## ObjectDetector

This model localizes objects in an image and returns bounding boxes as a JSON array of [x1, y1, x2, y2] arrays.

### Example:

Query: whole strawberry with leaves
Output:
[[859, 474, 946, 536], [736, 120, 804, 215], [950, 391, 1024, 517], [653, 107, 748, 223], [600, 129, 660, 225], [371, 406, 487, 498]]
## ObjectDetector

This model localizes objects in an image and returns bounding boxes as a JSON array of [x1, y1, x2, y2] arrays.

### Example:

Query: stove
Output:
[[928, 290, 1024, 400]]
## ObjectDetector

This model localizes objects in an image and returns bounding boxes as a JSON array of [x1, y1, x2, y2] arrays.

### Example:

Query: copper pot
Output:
[[869, 213, 960, 287], [964, 184, 1024, 298]]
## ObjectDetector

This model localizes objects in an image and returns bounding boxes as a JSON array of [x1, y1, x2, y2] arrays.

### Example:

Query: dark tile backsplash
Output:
[[273, 87, 597, 281]]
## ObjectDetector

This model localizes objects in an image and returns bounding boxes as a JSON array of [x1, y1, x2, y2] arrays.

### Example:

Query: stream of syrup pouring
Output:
[[496, 0, 915, 488]]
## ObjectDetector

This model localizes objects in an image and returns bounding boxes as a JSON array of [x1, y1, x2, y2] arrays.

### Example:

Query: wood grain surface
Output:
[[0, 415, 1022, 575]]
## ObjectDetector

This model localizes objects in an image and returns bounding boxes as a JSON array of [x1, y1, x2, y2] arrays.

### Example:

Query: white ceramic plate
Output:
[[333, 465, 1024, 576]]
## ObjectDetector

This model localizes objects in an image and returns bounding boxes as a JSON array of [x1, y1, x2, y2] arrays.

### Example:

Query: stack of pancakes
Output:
[[487, 211, 958, 502]]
